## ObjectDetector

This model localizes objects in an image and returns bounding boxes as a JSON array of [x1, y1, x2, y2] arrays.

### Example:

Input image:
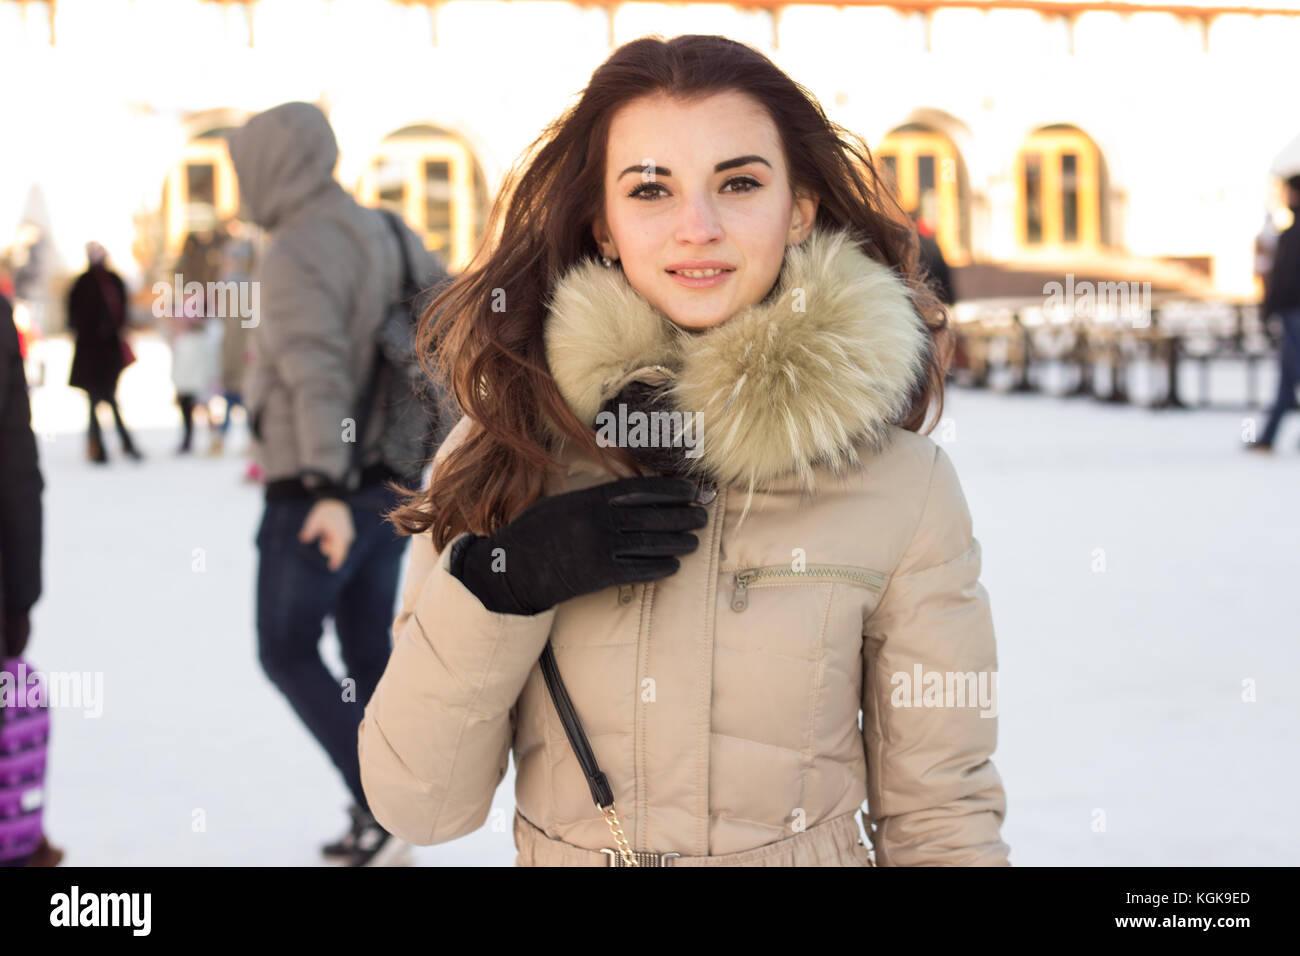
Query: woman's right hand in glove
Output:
[[449, 476, 710, 615]]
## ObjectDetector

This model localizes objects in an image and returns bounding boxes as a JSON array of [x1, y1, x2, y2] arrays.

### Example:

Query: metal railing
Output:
[[948, 294, 1279, 410]]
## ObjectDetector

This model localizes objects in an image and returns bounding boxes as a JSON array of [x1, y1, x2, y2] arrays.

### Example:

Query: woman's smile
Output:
[[665, 264, 735, 288]]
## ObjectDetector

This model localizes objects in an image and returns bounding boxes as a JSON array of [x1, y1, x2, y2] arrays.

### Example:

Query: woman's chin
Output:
[[668, 315, 727, 332], [661, 298, 739, 332]]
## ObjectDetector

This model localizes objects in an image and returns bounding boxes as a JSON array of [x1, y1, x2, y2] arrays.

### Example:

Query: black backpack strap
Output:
[[380, 208, 420, 304], [345, 210, 416, 488]]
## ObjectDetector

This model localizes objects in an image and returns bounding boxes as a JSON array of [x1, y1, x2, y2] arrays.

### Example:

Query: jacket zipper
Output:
[[730, 564, 887, 612]]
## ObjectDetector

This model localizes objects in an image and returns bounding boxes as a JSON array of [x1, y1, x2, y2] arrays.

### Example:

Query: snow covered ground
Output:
[[21, 331, 1300, 865]]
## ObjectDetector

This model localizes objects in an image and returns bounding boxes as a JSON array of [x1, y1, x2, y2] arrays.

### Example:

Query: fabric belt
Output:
[[513, 808, 877, 867], [264, 463, 405, 501]]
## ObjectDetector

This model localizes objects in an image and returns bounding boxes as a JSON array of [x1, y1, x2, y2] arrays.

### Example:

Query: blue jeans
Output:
[[255, 482, 409, 814], [1260, 306, 1300, 447], [218, 390, 245, 435]]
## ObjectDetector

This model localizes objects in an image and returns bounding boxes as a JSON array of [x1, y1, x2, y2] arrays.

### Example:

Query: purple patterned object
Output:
[[0, 657, 49, 864]]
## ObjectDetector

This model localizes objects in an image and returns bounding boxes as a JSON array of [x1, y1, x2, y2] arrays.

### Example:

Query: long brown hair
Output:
[[389, 34, 953, 550]]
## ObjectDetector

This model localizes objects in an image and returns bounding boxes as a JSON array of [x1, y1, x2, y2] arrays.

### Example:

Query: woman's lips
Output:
[[666, 267, 734, 289]]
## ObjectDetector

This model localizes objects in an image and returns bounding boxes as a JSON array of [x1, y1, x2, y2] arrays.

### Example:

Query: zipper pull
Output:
[[731, 570, 756, 612], [693, 481, 717, 505], [618, 584, 635, 606]]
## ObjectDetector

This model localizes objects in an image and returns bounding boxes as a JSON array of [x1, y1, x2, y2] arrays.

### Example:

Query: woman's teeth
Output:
[[673, 268, 728, 277]]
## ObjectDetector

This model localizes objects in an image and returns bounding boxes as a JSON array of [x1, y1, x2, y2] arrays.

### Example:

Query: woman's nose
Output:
[[674, 193, 724, 246]]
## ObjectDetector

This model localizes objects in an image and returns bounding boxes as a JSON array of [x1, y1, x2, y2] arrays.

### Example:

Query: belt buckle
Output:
[[600, 848, 681, 867]]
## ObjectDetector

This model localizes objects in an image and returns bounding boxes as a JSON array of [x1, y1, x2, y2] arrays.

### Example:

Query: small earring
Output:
[[601, 256, 612, 268]]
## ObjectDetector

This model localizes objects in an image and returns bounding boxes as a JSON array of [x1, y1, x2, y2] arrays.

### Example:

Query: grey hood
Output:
[[228, 101, 343, 230], [231, 101, 447, 488]]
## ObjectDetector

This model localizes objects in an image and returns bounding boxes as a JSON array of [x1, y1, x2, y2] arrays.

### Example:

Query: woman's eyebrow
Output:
[[616, 155, 772, 180]]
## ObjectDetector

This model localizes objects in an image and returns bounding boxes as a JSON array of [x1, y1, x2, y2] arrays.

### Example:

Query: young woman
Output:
[[359, 34, 1010, 867]]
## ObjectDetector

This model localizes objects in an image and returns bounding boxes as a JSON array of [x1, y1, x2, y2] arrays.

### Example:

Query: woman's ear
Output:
[[591, 214, 618, 260], [788, 191, 820, 245]]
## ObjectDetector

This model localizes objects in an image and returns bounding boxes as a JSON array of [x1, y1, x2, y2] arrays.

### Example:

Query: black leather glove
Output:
[[450, 476, 710, 615], [599, 380, 701, 479]]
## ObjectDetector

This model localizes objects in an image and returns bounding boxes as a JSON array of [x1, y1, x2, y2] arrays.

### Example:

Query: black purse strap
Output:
[[538, 642, 614, 809], [540, 640, 641, 863]]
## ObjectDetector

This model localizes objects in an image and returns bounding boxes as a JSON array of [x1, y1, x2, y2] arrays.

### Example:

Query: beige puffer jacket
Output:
[[358, 226, 1010, 866]]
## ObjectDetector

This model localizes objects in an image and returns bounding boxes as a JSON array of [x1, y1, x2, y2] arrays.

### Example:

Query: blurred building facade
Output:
[[1, 0, 1296, 327]]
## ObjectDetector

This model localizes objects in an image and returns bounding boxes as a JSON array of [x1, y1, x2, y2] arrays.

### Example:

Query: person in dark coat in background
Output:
[[0, 294, 41, 662], [0, 293, 61, 866], [66, 242, 142, 464], [210, 218, 258, 458], [1250, 174, 1300, 453], [908, 208, 956, 307], [909, 209, 961, 379]]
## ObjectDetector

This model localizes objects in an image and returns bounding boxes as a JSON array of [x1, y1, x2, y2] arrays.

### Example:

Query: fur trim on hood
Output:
[[543, 226, 931, 516]]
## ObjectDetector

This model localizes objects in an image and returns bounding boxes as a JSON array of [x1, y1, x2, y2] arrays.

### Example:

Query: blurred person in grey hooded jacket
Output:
[[228, 101, 448, 866]]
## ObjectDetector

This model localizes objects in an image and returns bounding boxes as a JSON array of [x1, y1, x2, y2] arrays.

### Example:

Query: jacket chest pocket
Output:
[[728, 564, 886, 612], [711, 564, 887, 762]]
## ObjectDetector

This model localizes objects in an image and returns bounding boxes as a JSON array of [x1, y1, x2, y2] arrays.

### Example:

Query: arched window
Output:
[[163, 128, 240, 257], [0, 1, 54, 45], [357, 125, 489, 271], [1017, 125, 1101, 249], [877, 125, 966, 262]]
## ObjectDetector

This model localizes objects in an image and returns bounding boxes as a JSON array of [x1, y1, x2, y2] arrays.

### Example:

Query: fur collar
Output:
[[542, 226, 930, 509]]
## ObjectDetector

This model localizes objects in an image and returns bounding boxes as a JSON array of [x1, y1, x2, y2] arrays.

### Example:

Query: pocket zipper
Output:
[[730, 564, 887, 612]]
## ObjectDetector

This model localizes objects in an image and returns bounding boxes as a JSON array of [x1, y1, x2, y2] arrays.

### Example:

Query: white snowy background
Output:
[[20, 331, 1300, 865]]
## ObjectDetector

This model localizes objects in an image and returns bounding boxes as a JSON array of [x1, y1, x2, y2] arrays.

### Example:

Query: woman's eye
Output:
[[628, 182, 668, 200], [626, 176, 763, 200]]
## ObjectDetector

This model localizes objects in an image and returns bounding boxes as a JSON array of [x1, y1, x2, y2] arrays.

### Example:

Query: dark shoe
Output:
[[88, 434, 108, 464], [25, 835, 64, 867], [321, 804, 366, 861], [121, 436, 144, 461], [345, 809, 412, 867]]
